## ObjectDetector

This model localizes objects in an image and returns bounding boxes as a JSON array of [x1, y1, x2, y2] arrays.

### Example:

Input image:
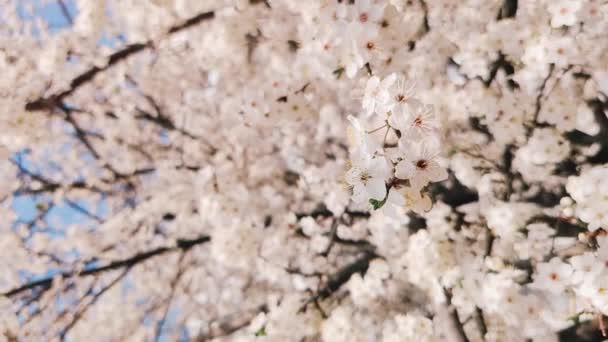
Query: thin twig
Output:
[[57, 0, 73, 25]]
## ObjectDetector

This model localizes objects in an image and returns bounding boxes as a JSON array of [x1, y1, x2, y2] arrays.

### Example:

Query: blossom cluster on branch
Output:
[[1, 0, 608, 341]]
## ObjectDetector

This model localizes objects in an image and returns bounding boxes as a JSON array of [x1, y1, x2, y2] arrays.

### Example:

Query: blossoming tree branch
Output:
[[1, 0, 608, 341]]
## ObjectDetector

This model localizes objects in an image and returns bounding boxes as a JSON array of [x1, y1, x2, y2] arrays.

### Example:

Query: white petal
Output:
[[426, 162, 448, 182], [345, 167, 362, 184], [370, 157, 390, 179], [388, 105, 410, 131], [366, 177, 386, 200], [362, 101, 374, 117], [382, 73, 397, 88], [395, 160, 415, 179], [386, 187, 405, 206], [347, 115, 363, 132], [351, 184, 367, 203], [346, 62, 359, 79], [358, 0, 371, 13], [405, 140, 423, 160], [420, 136, 441, 158], [409, 174, 428, 190], [365, 76, 380, 92]]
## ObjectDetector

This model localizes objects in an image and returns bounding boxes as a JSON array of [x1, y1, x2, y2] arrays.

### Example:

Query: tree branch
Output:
[[154, 253, 187, 341], [57, 0, 73, 25], [25, 10, 216, 112], [59, 268, 130, 339], [3, 235, 210, 297], [299, 251, 377, 312], [443, 287, 470, 342]]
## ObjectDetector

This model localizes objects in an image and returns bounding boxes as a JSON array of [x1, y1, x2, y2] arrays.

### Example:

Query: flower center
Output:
[[416, 160, 428, 170], [360, 172, 371, 184]]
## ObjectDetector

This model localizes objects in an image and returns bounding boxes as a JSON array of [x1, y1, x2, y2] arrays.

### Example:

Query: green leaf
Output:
[[369, 198, 386, 210], [254, 326, 266, 337]]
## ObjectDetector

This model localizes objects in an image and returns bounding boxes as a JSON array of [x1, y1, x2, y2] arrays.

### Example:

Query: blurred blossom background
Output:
[[1, 0, 608, 341]]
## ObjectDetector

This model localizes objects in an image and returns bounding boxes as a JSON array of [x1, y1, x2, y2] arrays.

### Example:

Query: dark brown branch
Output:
[[10, 157, 105, 195], [295, 203, 370, 220], [3, 235, 210, 297], [25, 43, 149, 111], [419, 0, 430, 33], [249, 0, 271, 8], [483, 53, 516, 88], [475, 307, 488, 339], [61, 105, 102, 160], [497, 0, 518, 19], [443, 287, 470, 342], [319, 219, 338, 257], [299, 251, 377, 312], [167, 11, 215, 34], [530, 64, 555, 133], [25, 10, 215, 112], [124, 75, 216, 151]]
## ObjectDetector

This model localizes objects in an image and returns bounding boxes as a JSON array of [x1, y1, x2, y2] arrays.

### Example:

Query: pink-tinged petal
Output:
[[409, 174, 427, 191], [395, 160, 415, 179], [426, 161, 448, 182], [412, 193, 432, 214], [366, 177, 386, 200]]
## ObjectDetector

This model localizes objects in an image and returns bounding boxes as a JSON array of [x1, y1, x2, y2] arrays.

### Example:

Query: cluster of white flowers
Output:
[[567, 166, 608, 231], [528, 235, 608, 328], [346, 73, 447, 215]]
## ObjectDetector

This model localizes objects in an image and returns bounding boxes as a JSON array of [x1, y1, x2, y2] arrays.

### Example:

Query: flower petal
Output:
[[351, 183, 367, 203], [345, 167, 361, 184], [412, 193, 432, 214], [426, 161, 448, 182], [395, 160, 415, 179], [386, 187, 405, 206], [366, 177, 387, 200]]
